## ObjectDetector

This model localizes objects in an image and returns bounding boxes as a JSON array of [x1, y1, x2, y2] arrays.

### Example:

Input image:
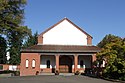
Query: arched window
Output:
[[46, 60, 50, 68], [32, 59, 35, 68], [26, 59, 29, 68], [80, 60, 84, 68]]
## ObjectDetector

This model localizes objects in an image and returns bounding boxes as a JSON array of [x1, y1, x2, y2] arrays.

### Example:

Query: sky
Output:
[[24, 0, 125, 45]]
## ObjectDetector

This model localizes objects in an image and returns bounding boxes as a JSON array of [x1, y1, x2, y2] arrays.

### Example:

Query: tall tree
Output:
[[0, 0, 26, 34], [0, 0, 31, 64], [0, 36, 7, 64], [8, 26, 31, 65], [23, 31, 38, 48]]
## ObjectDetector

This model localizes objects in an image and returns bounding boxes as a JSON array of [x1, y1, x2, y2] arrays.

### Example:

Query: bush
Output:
[[0, 65, 3, 70], [119, 75, 125, 81], [14, 71, 20, 76], [36, 71, 39, 75], [55, 70, 59, 75], [85, 69, 92, 75], [0, 70, 20, 76], [75, 71, 80, 75], [0, 70, 13, 74]]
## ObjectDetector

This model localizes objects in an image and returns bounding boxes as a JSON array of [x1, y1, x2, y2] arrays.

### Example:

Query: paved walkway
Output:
[[0, 75, 118, 83]]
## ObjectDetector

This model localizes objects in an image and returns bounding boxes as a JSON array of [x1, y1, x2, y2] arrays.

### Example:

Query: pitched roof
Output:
[[21, 45, 100, 53], [39, 18, 92, 38]]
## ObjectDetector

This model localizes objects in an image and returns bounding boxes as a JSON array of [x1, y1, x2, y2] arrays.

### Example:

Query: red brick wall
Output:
[[87, 36, 92, 45], [41, 68, 53, 73], [38, 35, 43, 44], [20, 53, 40, 76], [3, 64, 9, 70], [92, 54, 97, 62], [1, 64, 20, 71]]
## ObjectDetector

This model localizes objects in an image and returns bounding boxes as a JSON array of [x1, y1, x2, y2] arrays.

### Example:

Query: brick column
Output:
[[92, 54, 96, 62], [91, 54, 96, 68], [74, 54, 78, 72], [55, 54, 60, 71]]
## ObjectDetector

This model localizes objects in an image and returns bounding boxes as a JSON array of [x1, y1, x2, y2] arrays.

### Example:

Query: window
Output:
[[46, 60, 50, 68], [80, 60, 84, 68], [32, 59, 35, 68], [26, 59, 29, 68]]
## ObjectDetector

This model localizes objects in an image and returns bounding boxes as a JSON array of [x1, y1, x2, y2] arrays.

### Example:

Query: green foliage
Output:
[[0, 0, 27, 34], [0, 70, 20, 76], [97, 34, 125, 80], [22, 31, 38, 48], [0, 65, 3, 69], [0, 36, 7, 64], [7, 26, 31, 65], [97, 34, 122, 48], [0, 0, 31, 65]]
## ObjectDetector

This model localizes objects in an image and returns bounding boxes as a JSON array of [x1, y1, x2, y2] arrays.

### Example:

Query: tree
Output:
[[97, 34, 125, 80], [0, 36, 7, 64], [0, 0, 26, 34], [8, 26, 31, 65], [97, 34, 122, 48], [23, 31, 38, 48], [0, 0, 31, 64]]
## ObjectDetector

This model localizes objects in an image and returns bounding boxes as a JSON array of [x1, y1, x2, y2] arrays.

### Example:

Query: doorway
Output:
[[59, 56, 73, 73]]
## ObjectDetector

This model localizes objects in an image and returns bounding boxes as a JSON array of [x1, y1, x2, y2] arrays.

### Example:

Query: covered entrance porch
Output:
[[20, 45, 100, 76], [40, 53, 95, 74], [59, 55, 73, 73]]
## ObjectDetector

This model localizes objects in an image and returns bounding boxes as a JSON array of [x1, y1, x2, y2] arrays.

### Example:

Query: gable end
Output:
[[38, 18, 92, 45]]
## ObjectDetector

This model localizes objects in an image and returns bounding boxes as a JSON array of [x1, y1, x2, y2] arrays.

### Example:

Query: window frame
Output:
[[25, 59, 29, 68], [32, 59, 36, 68]]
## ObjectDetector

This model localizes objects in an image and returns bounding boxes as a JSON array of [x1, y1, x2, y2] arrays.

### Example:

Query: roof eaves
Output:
[[21, 49, 100, 53], [38, 18, 92, 38], [65, 18, 93, 38], [38, 18, 66, 36]]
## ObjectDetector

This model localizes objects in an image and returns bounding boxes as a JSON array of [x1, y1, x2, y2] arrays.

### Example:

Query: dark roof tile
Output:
[[21, 45, 100, 53]]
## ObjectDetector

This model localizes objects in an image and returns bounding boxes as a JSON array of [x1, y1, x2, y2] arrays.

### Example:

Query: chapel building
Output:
[[20, 18, 100, 76]]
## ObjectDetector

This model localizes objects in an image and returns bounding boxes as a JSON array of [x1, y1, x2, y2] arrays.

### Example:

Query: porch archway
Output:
[[59, 55, 73, 73]]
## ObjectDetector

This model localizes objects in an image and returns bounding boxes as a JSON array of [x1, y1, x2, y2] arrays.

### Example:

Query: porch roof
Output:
[[21, 45, 101, 53]]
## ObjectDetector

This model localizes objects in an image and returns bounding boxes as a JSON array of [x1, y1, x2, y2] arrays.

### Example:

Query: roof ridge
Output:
[[38, 18, 92, 38]]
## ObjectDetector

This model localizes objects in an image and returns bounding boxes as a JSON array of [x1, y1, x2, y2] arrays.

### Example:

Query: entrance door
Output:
[[59, 56, 72, 73]]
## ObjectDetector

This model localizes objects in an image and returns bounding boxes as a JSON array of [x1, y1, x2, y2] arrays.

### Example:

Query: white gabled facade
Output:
[[42, 19, 87, 45], [20, 18, 100, 76]]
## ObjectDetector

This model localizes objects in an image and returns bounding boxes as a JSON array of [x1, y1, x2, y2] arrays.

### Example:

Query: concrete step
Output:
[[39, 73, 74, 76], [39, 73, 55, 75], [59, 73, 74, 76]]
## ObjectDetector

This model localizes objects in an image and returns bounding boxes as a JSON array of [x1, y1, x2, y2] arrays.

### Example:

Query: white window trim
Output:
[[26, 59, 29, 68], [32, 59, 35, 68]]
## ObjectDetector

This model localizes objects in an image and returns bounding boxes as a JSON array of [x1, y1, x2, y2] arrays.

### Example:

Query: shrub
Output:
[[55, 70, 59, 75], [75, 71, 80, 75], [14, 71, 20, 76]]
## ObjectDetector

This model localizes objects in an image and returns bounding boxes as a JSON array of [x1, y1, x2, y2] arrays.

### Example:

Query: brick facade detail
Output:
[[87, 36, 92, 45], [38, 35, 43, 45], [20, 53, 40, 76], [20, 18, 100, 76]]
